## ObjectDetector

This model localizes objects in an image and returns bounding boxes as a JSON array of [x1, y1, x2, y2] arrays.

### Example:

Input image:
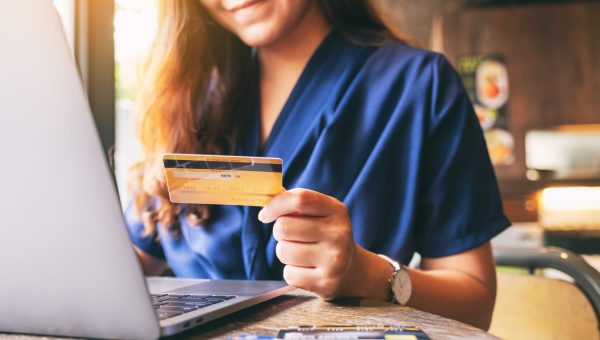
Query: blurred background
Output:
[[50, 1, 600, 336]]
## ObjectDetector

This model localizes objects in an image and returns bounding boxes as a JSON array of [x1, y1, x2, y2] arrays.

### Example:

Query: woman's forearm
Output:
[[342, 244, 496, 330], [405, 267, 496, 330]]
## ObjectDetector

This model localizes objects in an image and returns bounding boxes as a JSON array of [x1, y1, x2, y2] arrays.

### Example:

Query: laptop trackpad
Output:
[[169, 280, 288, 296]]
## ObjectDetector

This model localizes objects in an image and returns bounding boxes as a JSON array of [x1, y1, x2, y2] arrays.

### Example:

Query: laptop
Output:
[[0, 1, 292, 339]]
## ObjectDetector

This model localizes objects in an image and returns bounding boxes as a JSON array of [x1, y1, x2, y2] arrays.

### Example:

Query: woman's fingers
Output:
[[282, 265, 342, 301], [272, 215, 324, 242], [276, 240, 319, 267], [283, 265, 319, 292], [276, 232, 354, 276], [258, 188, 342, 223]]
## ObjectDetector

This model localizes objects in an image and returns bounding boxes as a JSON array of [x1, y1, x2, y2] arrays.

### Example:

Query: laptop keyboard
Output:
[[151, 294, 237, 320]]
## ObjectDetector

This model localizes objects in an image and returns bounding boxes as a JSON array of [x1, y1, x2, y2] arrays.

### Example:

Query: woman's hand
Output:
[[257, 189, 498, 330], [258, 188, 358, 300]]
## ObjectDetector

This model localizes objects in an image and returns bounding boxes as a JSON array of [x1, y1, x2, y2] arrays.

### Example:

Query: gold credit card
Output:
[[163, 153, 284, 207]]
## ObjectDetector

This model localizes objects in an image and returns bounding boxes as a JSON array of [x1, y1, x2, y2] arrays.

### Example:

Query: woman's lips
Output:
[[224, 0, 267, 25], [224, 0, 263, 12]]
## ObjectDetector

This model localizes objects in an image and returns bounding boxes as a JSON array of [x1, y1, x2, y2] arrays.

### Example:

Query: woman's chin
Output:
[[235, 26, 282, 47]]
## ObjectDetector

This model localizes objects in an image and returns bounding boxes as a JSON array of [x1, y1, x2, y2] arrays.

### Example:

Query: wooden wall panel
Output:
[[432, 2, 600, 181]]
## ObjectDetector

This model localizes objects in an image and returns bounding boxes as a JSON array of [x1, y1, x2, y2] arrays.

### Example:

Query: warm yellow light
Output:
[[114, 0, 157, 101], [538, 187, 600, 229], [114, 0, 157, 65], [539, 187, 600, 212]]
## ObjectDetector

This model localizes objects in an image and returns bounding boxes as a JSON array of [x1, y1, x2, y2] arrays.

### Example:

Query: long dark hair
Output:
[[129, 0, 396, 237]]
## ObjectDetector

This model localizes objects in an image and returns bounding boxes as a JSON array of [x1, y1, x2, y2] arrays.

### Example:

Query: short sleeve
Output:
[[123, 201, 165, 260], [415, 55, 511, 258]]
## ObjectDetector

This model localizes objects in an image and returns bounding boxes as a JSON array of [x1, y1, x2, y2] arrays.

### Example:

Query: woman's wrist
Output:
[[340, 244, 395, 301]]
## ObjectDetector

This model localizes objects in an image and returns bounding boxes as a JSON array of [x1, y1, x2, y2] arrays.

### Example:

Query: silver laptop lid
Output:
[[0, 1, 159, 339]]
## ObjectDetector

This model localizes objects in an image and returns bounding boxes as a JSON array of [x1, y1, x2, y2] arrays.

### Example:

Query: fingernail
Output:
[[258, 209, 265, 223]]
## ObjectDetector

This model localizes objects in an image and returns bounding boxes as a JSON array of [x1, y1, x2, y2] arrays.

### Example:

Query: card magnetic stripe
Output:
[[163, 160, 282, 173]]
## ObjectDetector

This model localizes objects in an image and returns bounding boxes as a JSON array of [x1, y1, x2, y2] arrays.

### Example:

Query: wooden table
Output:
[[0, 290, 496, 340], [171, 290, 495, 339]]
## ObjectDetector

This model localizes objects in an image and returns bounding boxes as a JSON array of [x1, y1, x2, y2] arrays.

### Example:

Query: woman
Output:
[[125, 0, 511, 330]]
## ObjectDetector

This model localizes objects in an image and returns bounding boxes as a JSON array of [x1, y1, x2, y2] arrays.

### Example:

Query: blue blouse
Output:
[[125, 30, 511, 280]]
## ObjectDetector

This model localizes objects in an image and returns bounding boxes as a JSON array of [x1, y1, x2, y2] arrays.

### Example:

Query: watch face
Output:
[[392, 269, 412, 305]]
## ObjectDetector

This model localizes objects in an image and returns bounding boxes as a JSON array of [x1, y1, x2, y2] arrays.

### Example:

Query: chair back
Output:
[[491, 247, 600, 340], [490, 273, 599, 339]]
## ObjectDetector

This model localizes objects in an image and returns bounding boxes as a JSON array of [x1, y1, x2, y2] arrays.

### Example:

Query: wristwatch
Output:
[[379, 254, 412, 305]]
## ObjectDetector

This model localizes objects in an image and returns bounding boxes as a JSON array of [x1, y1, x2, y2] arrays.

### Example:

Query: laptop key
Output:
[[180, 296, 224, 303], [152, 300, 170, 305], [164, 297, 193, 303], [208, 295, 236, 300], [164, 301, 205, 308]]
